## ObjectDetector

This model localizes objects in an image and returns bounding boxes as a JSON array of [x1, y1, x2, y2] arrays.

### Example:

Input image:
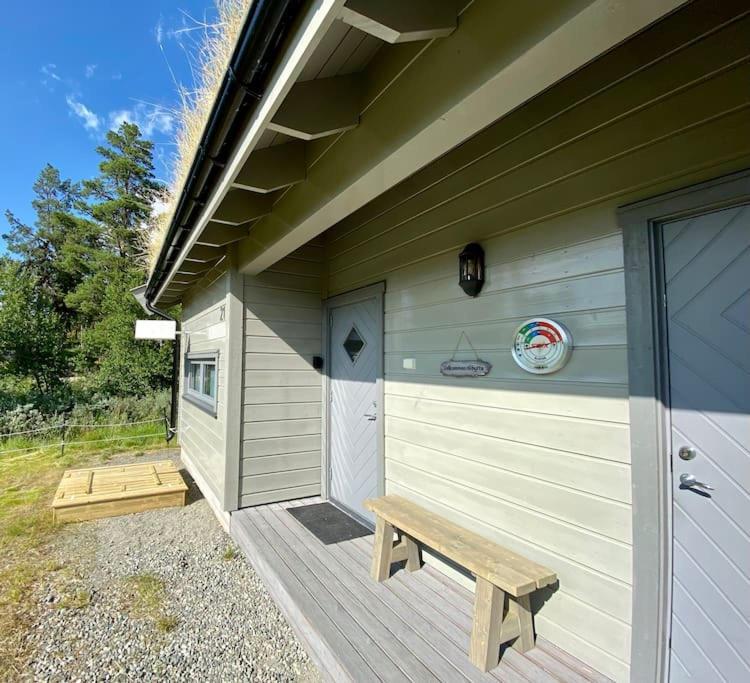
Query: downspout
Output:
[[144, 301, 180, 443]]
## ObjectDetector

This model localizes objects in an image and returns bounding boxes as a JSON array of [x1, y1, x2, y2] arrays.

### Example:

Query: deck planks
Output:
[[232, 498, 612, 682]]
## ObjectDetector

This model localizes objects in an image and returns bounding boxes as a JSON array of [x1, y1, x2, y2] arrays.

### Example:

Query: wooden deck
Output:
[[52, 460, 187, 523], [231, 498, 611, 683]]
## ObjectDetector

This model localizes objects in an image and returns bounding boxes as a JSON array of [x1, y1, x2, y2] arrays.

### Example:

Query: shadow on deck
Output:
[[231, 497, 612, 682]]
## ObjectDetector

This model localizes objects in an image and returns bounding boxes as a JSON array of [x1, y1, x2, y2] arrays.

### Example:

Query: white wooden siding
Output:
[[241, 243, 324, 507], [180, 269, 229, 507], [321, 11, 750, 681]]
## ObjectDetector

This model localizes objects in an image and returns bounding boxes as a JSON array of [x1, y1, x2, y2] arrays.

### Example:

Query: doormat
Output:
[[287, 502, 371, 545]]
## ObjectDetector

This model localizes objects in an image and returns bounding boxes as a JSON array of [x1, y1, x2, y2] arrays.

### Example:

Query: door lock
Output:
[[678, 446, 697, 461]]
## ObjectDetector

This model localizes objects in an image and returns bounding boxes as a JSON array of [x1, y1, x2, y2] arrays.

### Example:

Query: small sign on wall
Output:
[[440, 331, 491, 377], [440, 359, 492, 377]]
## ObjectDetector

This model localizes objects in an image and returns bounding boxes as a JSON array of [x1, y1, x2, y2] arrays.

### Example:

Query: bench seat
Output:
[[364, 494, 557, 672]]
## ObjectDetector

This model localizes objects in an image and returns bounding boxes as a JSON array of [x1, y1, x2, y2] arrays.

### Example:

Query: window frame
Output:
[[183, 351, 219, 416]]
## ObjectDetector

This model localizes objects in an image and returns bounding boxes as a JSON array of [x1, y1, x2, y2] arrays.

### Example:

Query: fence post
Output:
[[60, 421, 67, 458]]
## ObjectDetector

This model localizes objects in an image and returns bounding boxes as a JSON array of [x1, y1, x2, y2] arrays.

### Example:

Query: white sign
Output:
[[440, 359, 492, 377], [135, 320, 177, 341], [511, 318, 572, 374]]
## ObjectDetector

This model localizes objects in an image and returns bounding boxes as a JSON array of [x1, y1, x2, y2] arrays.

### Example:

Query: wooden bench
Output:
[[364, 495, 557, 672]]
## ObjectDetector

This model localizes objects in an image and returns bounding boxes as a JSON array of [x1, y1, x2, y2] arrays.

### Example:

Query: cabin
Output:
[[141, 1, 750, 681]]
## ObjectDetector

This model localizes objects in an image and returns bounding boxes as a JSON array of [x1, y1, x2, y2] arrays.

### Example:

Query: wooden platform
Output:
[[232, 498, 612, 683], [52, 460, 187, 523]]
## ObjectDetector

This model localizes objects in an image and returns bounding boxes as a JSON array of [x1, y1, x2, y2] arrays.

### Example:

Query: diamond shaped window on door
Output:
[[343, 325, 366, 363]]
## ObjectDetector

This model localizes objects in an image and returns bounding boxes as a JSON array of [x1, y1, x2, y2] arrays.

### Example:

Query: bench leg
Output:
[[392, 532, 421, 572], [371, 517, 395, 582], [509, 594, 534, 652], [404, 535, 421, 572], [470, 577, 504, 672]]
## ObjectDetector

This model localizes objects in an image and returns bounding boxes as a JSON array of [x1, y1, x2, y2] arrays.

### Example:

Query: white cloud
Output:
[[108, 103, 175, 137], [155, 17, 164, 45], [85, 64, 97, 79], [40, 63, 62, 90], [41, 63, 61, 81], [66, 95, 101, 131]]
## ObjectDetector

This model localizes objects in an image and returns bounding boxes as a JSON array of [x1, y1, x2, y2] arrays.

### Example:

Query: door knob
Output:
[[678, 446, 697, 461], [679, 473, 714, 491]]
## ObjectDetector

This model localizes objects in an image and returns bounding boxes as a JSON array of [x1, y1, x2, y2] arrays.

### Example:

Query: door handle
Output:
[[679, 473, 714, 491], [364, 413, 377, 421]]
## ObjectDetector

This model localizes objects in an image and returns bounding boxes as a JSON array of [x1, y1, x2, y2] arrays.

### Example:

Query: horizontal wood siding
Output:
[[180, 269, 229, 508], [241, 243, 323, 507], [322, 9, 750, 681]]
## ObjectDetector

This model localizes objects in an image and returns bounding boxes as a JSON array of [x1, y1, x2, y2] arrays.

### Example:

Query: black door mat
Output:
[[287, 502, 372, 545]]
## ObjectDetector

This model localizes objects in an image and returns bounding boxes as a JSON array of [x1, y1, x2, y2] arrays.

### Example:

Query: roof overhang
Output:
[[148, 0, 689, 306]]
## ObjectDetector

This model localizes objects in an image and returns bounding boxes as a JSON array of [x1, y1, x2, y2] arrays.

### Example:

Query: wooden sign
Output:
[[440, 359, 492, 377]]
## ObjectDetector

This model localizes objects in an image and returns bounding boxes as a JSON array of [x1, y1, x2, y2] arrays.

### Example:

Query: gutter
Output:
[[145, 0, 304, 305]]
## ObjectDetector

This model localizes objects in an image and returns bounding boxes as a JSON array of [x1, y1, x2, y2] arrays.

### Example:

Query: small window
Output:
[[343, 326, 366, 363], [184, 352, 218, 414]]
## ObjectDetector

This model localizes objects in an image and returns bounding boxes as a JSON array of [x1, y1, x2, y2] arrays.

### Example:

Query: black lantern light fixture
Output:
[[458, 242, 485, 297]]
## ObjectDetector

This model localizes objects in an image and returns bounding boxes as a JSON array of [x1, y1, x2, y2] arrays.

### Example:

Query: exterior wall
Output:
[[322, 9, 750, 681], [180, 267, 230, 512], [240, 242, 324, 507]]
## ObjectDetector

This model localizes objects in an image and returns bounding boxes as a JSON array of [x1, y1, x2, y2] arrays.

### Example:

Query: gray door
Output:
[[663, 204, 750, 682], [328, 293, 381, 523]]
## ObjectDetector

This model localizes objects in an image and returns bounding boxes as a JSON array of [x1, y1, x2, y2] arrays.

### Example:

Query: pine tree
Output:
[[81, 122, 162, 259], [3, 164, 95, 318], [1, 122, 172, 401], [69, 122, 171, 393]]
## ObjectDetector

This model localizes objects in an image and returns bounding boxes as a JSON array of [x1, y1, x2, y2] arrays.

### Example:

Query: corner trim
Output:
[[619, 168, 750, 683], [182, 448, 231, 532], [223, 247, 245, 513]]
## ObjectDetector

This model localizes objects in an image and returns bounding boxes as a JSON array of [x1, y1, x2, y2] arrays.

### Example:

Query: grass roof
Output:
[[145, 0, 252, 272]]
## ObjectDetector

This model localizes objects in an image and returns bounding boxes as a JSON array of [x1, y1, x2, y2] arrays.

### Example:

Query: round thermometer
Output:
[[512, 318, 572, 374]]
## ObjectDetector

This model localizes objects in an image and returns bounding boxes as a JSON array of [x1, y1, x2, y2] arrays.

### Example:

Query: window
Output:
[[184, 352, 218, 414], [343, 325, 366, 363]]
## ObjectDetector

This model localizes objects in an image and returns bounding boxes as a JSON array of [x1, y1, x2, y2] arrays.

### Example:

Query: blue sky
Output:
[[0, 1, 219, 253]]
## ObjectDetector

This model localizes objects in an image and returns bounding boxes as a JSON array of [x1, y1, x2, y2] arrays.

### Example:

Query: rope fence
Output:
[[0, 416, 171, 461]]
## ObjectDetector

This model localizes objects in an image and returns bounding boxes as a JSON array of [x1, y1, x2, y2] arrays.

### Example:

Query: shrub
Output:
[[0, 389, 171, 440]]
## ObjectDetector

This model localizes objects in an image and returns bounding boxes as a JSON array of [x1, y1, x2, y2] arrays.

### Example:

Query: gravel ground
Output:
[[22, 450, 320, 682]]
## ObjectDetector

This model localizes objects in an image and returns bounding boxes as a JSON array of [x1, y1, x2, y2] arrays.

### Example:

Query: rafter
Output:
[[211, 189, 273, 225], [184, 244, 223, 263], [267, 75, 361, 140], [341, 0, 457, 43], [177, 261, 212, 276], [232, 141, 306, 193], [196, 222, 250, 247]]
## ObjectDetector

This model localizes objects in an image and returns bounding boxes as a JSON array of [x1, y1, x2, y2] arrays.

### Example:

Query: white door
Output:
[[663, 204, 750, 681], [328, 292, 382, 523]]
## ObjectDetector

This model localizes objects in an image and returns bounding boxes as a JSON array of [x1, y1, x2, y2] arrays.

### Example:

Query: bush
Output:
[[0, 389, 171, 439]]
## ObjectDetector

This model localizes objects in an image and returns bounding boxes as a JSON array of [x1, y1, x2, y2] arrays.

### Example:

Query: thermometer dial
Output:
[[512, 318, 572, 374]]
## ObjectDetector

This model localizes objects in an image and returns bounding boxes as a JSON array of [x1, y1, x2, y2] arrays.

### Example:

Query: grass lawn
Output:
[[0, 423, 172, 680]]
